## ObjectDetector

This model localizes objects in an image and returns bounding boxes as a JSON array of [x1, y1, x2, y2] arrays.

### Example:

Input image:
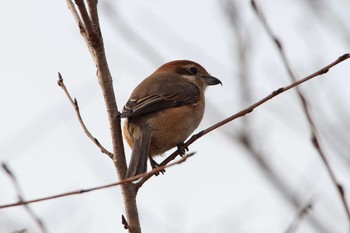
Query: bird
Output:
[[121, 60, 221, 178]]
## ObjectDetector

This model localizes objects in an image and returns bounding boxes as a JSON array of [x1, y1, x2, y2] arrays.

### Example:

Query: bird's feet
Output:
[[177, 142, 189, 156], [150, 158, 166, 176]]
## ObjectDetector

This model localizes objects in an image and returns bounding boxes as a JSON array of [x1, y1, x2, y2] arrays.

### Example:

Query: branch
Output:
[[66, 0, 84, 33], [74, 0, 96, 40], [251, 0, 350, 223], [136, 53, 350, 189], [66, 1, 140, 232], [285, 198, 314, 233], [2, 163, 48, 233], [87, 0, 99, 28], [0, 154, 193, 209], [57, 72, 113, 159]]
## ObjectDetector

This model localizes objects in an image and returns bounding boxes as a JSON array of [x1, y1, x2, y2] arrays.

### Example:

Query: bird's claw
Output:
[[177, 143, 189, 157], [150, 158, 166, 176]]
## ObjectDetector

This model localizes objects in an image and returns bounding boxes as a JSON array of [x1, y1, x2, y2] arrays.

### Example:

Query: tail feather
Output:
[[126, 131, 152, 178]]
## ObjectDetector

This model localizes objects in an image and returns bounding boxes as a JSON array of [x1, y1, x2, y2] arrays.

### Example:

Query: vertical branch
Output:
[[251, 0, 350, 223], [65, 0, 141, 232]]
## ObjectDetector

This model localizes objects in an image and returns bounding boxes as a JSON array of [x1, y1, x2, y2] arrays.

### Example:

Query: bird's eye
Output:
[[188, 66, 198, 75]]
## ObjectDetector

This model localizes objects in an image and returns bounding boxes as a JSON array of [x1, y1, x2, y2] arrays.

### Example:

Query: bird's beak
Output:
[[202, 75, 222, 86]]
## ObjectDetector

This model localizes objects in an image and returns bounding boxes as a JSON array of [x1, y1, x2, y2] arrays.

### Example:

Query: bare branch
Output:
[[285, 198, 314, 233], [2, 163, 48, 233], [57, 72, 113, 159], [251, 0, 350, 223], [66, 0, 84, 33], [72, 0, 96, 39], [66, 1, 141, 231], [87, 0, 99, 29], [136, 53, 350, 189], [0, 154, 193, 209]]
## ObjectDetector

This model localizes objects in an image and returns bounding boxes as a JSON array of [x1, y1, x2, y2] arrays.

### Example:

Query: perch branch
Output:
[[136, 53, 350, 189], [0, 154, 193, 209]]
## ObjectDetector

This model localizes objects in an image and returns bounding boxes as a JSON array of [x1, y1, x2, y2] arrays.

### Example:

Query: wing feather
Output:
[[121, 75, 200, 118]]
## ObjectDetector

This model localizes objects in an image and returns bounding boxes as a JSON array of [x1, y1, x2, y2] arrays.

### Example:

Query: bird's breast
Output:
[[148, 100, 205, 156]]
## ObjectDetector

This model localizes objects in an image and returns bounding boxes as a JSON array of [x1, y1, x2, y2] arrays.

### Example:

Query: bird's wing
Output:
[[121, 77, 200, 118]]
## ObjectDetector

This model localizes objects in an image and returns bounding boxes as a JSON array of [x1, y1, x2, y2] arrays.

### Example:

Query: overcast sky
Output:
[[1, 0, 350, 232]]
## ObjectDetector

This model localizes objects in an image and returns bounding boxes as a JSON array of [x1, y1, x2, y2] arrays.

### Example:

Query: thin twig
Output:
[[11, 229, 26, 233], [73, 0, 96, 39], [57, 72, 114, 159], [285, 198, 314, 233], [2, 163, 48, 233], [251, 0, 350, 223], [136, 53, 350, 189], [0, 154, 193, 209], [66, 0, 84, 33], [87, 0, 99, 29]]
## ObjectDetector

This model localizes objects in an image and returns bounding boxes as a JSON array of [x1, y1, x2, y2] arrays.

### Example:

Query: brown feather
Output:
[[121, 74, 200, 118]]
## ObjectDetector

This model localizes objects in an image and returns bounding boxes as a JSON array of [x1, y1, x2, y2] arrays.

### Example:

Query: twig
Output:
[[57, 72, 113, 159], [285, 198, 314, 233], [87, 0, 99, 29], [12, 229, 26, 233], [251, 0, 350, 223], [66, 0, 84, 33], [74, 0, 96, 40], [0, 154, 193, 209], [136, 53, 350, 189], [2, 163, 48, 233]]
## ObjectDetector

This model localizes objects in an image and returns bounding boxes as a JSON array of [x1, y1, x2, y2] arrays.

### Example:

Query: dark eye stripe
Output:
[[175, 66, 199, 76], [188, 67, 198, 75]]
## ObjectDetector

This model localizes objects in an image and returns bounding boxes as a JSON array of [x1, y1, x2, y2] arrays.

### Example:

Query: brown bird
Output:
[[122, 60, 221, 178]]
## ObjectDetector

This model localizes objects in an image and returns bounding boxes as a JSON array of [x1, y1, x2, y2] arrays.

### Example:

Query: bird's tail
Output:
[[126, 131, 152, 178]]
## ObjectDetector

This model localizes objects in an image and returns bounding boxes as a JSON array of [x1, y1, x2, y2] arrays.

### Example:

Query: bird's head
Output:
[[155, 60, 222, 89]]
